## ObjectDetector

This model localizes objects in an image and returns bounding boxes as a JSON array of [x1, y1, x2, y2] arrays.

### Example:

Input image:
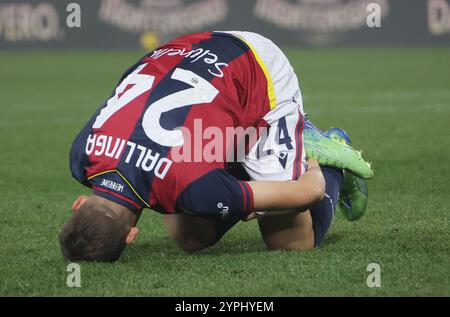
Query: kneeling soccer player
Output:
[[59, 31, 373, 261]]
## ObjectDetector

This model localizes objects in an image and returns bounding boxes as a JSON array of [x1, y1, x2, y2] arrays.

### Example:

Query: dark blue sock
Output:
[[310, 167, 343, 247]]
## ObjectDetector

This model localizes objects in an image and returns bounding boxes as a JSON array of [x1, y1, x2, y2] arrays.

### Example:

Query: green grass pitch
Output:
[[0, 48, 449, 296]]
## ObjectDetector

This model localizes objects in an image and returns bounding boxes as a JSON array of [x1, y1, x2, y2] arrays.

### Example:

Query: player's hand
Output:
[[303, 158, 325, 197], [306, 158, 320, 171]]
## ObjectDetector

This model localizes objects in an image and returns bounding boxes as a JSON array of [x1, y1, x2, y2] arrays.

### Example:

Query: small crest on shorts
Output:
[[277, 152, 288, 169]]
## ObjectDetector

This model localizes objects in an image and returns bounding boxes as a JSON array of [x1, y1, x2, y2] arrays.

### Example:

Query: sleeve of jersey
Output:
[[69, 128, 91, 187], [176, 169, 254, 219]]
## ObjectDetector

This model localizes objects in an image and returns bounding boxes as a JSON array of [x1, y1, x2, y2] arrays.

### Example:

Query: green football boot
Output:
[[303, 119, 374, 179], [325, 127, 369, 221]]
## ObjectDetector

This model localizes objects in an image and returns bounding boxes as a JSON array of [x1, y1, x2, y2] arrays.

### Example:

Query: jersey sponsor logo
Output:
[[100, 178, 124, 193], [86, 134, 172, 180], [150, 47, 229, 78]]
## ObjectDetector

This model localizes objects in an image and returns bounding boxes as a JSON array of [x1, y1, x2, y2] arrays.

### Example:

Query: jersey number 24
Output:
[[92, 63, 219, 147]]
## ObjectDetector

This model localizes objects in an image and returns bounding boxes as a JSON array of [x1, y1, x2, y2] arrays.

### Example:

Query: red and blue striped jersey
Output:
[[70, 32, 276, 218]]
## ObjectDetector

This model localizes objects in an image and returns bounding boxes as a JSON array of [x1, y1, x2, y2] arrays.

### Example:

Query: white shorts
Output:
[[226, 31, 307, 215]]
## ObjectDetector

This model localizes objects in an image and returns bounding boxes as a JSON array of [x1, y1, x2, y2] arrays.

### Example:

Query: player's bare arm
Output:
[[248, 158, 325, 212]]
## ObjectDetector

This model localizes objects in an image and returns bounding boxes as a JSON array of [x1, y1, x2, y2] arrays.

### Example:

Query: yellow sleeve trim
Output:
[[238, 36, 277, 110], [88, 169, 151, 208]]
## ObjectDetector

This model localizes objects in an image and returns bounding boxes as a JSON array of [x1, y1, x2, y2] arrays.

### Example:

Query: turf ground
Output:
[[0, 48, 449, 296]]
